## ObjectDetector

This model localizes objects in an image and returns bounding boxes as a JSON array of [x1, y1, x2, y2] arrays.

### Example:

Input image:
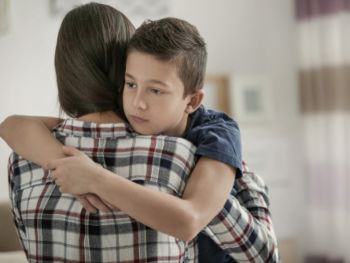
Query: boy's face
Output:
[[123, 51, 192, 136]]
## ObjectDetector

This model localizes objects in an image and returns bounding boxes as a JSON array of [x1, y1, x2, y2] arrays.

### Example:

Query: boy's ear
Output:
[[186, 90, 204, 114]]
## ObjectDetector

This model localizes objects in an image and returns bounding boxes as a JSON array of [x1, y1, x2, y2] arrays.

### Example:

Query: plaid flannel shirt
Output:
[[8, 119, 279, 263], [204, 162, 280, 262], [8, 119, 197, 263]]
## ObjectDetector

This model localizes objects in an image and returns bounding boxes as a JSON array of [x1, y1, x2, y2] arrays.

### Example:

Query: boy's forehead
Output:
[[126, 51, 183, 84], [127, 50, 172, 66]]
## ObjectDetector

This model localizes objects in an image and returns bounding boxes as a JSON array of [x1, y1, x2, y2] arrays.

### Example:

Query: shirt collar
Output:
[[54, 118, 136, 139]]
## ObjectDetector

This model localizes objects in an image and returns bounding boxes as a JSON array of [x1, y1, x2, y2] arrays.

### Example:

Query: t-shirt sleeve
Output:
[[187, 118, 243, 178]]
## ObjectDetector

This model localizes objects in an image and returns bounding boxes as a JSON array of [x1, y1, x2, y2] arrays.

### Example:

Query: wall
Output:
[[0, 0, 61, 202], [0, 0, 303, 260]]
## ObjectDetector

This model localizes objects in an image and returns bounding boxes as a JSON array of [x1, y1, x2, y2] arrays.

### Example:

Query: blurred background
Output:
[[0, 0, 349, 262]]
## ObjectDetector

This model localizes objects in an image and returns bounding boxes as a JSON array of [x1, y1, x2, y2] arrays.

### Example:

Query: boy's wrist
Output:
[[90, 164, 108, 194]]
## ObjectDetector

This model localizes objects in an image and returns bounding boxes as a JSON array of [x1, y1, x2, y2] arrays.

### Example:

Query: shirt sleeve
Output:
[[202, 166, 280, 262], [8, 154, 29, 257], [188, 118, 243, 178]]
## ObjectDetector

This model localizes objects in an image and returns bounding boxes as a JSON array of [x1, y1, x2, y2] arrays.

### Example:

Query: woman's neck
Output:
[[78, 111, 124, 124]]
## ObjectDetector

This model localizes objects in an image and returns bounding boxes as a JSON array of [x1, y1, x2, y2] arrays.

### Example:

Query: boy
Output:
[[122, 18, 243, 262]]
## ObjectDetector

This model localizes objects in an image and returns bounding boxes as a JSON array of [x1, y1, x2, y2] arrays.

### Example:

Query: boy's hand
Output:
[[77, 194, 113, 213], [48, 146, 103, 195]]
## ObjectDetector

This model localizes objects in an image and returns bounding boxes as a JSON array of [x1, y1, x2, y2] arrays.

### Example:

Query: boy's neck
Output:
[[167, 114, 192, 138], [181, 115, 192, 137]]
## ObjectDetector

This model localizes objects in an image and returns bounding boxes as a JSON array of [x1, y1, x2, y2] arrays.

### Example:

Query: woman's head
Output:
[[55, 2, 135, 118]]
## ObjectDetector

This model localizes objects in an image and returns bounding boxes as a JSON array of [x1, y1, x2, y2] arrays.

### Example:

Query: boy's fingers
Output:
[[104, 200, 116, 210], [51, 170, 61, 181], [85, 195, 111, 212], [46, 159, 60, 170], [62, 146, 83, 157], [76, 196, 97, 213]]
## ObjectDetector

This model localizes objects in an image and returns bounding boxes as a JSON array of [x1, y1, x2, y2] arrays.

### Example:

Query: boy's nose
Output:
[[133, 92, 147, 110]]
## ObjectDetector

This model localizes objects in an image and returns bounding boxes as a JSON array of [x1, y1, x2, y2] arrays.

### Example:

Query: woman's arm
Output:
[[0, 115, 63, 167], [49, 146, 236, 241], [0, 115, 112, 213]]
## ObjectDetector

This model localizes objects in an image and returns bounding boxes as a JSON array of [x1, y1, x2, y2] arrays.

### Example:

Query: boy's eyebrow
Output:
[[148, 79, 170, 88], [125, 73, 170, 88], [125, 73, 135, 80]]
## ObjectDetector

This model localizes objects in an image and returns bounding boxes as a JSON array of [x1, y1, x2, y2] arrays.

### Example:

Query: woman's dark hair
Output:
[[55, 2, 135, 117]]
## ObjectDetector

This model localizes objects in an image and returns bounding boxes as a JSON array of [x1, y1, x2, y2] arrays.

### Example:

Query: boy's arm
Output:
[[203, 168, 280, 262], [0, 115, 63, 167], [49, 148, 236, 241]]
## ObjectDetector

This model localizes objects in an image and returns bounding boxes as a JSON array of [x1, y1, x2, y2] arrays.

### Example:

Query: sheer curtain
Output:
[[296, 0, 350, 262]]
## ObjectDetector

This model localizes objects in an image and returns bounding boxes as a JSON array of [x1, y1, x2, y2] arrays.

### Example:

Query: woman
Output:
[[1, 3, 198, 262]]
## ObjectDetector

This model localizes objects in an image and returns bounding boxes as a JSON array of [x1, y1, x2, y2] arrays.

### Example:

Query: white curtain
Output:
[[296, 0, 350, 262]]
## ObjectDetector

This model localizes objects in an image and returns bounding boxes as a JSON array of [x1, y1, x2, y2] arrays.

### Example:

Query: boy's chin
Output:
[[132, 127, 156, 136]]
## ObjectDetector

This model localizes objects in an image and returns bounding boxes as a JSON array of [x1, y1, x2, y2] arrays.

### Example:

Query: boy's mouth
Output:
[[129, 115, 148, 123]]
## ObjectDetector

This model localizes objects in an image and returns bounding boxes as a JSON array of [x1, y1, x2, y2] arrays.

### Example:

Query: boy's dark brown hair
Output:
[[55, 2, 135, 117], [128, 17, 207, 96]]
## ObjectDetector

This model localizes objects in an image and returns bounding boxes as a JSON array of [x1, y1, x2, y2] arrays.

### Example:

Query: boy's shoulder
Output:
[[184, 105, 243, 176], [187, 105, 239, 132], [184, 105, 241, 148]]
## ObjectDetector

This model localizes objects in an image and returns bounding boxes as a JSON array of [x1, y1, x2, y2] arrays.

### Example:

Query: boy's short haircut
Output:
[[128, 17, 207, 96]]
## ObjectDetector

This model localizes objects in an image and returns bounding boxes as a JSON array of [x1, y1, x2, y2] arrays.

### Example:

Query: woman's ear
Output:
[[185, 90, 204, 114]]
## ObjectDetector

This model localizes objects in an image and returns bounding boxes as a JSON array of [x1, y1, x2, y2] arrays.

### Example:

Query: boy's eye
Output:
[[150, 88, 163, 95], [125, 81, 136, 89]]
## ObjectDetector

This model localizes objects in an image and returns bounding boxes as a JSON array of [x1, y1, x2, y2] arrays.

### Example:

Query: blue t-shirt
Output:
[[184, 105, 242, 263], [184, 105, 242, 178]]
